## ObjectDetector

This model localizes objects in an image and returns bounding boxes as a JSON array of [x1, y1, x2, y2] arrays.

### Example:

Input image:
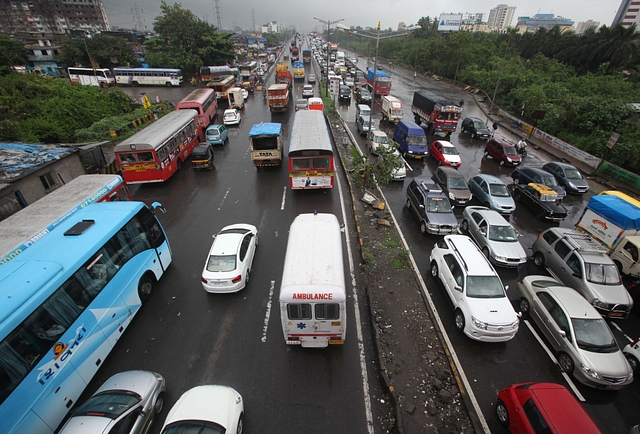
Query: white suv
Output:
[[429, 235, 520, 342]]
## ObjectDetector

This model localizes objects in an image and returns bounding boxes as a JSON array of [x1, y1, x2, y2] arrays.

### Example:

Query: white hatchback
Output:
[[223, 108, 241, 125], [201, 224, 258, 293], [429, 235, 519, 342]]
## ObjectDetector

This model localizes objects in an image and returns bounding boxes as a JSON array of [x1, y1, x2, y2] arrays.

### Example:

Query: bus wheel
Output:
[[177, 159, 182, 171], [138, 274, 154, 301], [165, 82, 172, 87], [132, 81, 139, 87]]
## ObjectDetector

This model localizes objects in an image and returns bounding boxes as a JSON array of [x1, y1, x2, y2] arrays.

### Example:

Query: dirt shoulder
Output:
[[325, 109, 477, 433]]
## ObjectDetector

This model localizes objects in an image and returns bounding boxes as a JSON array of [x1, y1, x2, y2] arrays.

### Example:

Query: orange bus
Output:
[[176, 88, 218, 139], [114, 109, 201, 184], [207, 75, 237, 99], [288, 110, 335, 190]]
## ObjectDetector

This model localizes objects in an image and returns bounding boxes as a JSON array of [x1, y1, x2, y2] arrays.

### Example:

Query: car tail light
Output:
[[632, 338, 640, 346], [231, 275, 242, 284], [201, 276, 208, 283]]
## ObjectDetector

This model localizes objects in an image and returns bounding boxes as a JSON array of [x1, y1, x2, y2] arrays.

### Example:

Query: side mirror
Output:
[[504, 285, 509, 291], [152, 202, 167, 215], [559, 329, 567, 338], [454, 285, 463, 292]]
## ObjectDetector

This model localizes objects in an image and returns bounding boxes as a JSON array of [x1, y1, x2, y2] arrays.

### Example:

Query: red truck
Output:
[[267, 84, 290, 112], [290, 46, 299, 61], [411, 91, 462, 136]]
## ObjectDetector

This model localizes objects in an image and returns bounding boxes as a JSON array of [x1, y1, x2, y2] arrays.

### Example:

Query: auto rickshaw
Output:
[[242, 81, 254, 93], [191, 143, 215, 171]]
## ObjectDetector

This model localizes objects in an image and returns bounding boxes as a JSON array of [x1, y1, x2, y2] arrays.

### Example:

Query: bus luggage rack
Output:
[[563, 232, 608, 253]]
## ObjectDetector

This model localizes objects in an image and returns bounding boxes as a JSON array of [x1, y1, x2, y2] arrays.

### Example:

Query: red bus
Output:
[[288, 110, 335, 190], [176, 88, 218, 140], [206, 75, 237, 100], [114, 109, 201, 184]]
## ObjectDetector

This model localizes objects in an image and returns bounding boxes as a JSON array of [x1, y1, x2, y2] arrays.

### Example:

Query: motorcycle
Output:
[[517, 140, 528, 158]]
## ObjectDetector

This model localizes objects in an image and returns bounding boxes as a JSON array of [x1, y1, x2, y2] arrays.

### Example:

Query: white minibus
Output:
[[279, 213, 346, 348]]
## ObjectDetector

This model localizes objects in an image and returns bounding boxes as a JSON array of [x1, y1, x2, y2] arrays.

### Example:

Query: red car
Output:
[[484, 138, 521, 166], [429, 140, 461, 167], [496, 382, 601, 433]]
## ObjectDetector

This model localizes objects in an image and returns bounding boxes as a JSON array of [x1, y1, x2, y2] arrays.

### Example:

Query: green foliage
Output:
[[60, 34, 139, 68], [348, 142, 403, 189], [75, 104, 165, 141], [0, 74, 132, 143], [0, 35, 29, 75]]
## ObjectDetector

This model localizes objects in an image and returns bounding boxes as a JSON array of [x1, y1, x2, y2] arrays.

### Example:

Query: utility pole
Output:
[[314, 17, 344, 95], [212, 0, 222, 32]]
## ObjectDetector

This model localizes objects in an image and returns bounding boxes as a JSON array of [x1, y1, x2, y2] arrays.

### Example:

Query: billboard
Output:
[[438, 14, 462, 32]]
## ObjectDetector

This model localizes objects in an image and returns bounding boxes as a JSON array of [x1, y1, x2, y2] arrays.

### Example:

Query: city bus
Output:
[[67, 67, 115, 87], [0, 200, 171, 434], [0, 174, 131, 265], [288, 110, 335, 189], [279, 212, 346, 348], [113, 67, 183, 87], [176, 88, 218, 136], [206, 75, 237, 100], [114, 109, 201, 184]]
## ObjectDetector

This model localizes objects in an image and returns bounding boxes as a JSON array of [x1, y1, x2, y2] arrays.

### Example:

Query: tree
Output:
[[0, 35, 29, 75], [60, 34, 138, 68]]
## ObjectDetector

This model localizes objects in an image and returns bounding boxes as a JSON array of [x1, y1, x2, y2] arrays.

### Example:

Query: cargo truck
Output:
[[576, 194, 640, 277], [267, 84, 290, 112], [249, 122, 283, 167], [411, 91, 462, 136], [293, 61, 305, 80], [381, 95, 403, 123], [302, 49, 312, 64], [366, 69, 391, 96], [290, 46, 300, 61]]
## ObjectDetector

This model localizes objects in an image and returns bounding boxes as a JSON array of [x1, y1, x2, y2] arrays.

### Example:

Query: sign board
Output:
[[577, 208, 624, 249], [437, 14, 462, 32], [606, 132, 620, 149], [329, 76, 341, 96]]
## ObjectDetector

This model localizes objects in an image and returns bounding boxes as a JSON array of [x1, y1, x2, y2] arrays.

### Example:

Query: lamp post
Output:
[[314, 17, 344, 95], [490, 36, 511, 115]]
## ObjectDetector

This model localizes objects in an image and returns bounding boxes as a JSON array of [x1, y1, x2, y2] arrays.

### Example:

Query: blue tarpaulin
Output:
[[248, 123, 282, 137], [586, 195, 640, 230], [0, 142, 76, 176]]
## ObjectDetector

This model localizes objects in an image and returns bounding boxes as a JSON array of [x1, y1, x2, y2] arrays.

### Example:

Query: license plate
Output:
[[329, 340, 344, 345], [414, 156, 422, 159]]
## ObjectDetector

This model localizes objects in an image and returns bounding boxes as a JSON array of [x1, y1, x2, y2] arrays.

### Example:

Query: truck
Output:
[[293, 61, 305, 80], [381, 95, 403, 124], [411, 91, 462, 136], [366, 69, 391, 96], [276, 69, 293, 89], [302, 49, 312, 64], [290, 46, 300, 61], [249, 122, 283, 167], [267, 84, 290, 112], [576, 194, 640, 277]]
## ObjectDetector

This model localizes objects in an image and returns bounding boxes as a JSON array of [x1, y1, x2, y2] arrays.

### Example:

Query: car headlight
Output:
[[511, 320, 519, 329], [581, 363, 600, 380], [449, 192, 456, 201], [428, 223, 439, 229], [592, 298, 607, 309], [568, 182, 576, 188], [469, 194, 473, 200], [494, 255, 506, 262], [471, 316, 488, 330], [492, 200, 500, 208]]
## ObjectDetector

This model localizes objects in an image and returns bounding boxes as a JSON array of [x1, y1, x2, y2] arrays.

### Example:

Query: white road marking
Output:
[[336, 169, 374, 434], [261, 280, 276, 343], [218, 187, 230, 210], [523, 319, 585, 401], [280, 186, 287, 210], [610, 321, 634, 342]]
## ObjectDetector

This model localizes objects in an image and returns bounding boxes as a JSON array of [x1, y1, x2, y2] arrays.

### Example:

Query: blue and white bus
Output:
[[113, 67, 183, 87], [0, 201, 172, 434]]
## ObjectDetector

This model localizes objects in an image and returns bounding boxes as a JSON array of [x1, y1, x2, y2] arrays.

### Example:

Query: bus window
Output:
[[120, 153, 136, 163], [138, 152, 155, 162], [315, 304, 340, 320], [292, 158, 310, 170], [313, 158, 330, 169], [287, 304, 312, 320]]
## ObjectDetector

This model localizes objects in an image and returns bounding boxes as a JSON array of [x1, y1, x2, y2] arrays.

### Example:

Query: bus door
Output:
[[139, 207, 172, 272]]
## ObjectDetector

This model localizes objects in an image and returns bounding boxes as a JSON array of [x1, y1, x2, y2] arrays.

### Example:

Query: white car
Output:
[[241, 88, 249, 100], [302, 84, 314, 98], [201, 224, 258, 293], [223, 109, 241, 125], [160, 385, 244, 434], [429, 235, 519, 342], [344, 77, 355, 87]]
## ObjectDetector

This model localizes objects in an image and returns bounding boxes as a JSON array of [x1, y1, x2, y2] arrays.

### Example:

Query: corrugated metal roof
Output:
[[0, 142, 77, 180]]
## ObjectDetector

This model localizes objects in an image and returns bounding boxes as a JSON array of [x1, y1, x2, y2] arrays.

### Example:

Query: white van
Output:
[[279, 213, 346, 348], [356, 104, 371, 120]]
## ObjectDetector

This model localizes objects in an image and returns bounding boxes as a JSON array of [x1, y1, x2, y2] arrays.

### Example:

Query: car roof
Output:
[[521, 167, 553, 177], [370, 130, 387, 137], [434, 140, 455, 147], [468, 207, 509, 225], [546, 161, 577, 169], [474, 173, 503, 183], [541, 286, 601, 318], [490, 137, 516, 148], [223, 109, 237, 113], [206, 124, 224, 130], [444, 235, 497, 276], [437, 166, 463, 177]]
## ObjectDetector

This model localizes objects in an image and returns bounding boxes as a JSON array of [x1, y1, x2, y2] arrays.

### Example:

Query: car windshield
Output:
[[465, 275, 505, 298], [542, 175, 558, 187], [489, 183, 510, 197], [426, 197, 452, 213], [504, 146, 517, 156], [474, 121, 487, 129], [162, 421, 225, 434], [442, 146, 459, 155], [407, 135, 427, 147], [447, 177, 468, 189], [207, 254, 237, 272], [585, 263, 621, 285], [572, 318, 618, 353], [488, 225, 517, 242], [74, 391, 141, 419], [565, 168, 583, 179]]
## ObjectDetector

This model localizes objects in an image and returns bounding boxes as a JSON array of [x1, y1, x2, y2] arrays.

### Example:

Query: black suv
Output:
[[338, 85, 351, 102], [406, 178, 460, 235], [461, 117, 491, 140], [354, 87, 372, 103]]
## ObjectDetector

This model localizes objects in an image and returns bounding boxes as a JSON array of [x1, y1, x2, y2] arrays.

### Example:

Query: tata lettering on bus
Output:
[[279, 213, 346, 348], [0, 174, 130, 265], [114, 109, 201, 184], [113, 67, 183, 87], [0, 201, 171, 434], [288, 110, 335, 189]]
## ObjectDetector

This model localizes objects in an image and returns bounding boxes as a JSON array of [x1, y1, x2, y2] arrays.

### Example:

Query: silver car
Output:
[[460, 206, 527, 268], [516, 275, 633, 389], [59, 370, 166, 434], [531, 227, 633, 319], [468, 174, 516, 216]]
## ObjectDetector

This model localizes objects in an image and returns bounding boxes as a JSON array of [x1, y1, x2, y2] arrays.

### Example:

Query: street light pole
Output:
[[314, 16, 344, 95], [490, 36, 511, 115]]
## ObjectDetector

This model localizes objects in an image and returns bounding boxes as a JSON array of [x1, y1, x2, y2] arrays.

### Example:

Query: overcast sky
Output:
[[101, 0, 620, 33]]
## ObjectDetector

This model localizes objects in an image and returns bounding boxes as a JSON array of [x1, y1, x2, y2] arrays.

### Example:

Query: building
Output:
[[515, 14, 575, 32], [0, 0, 110, 35], [261, 21, 285, 33], [487, 4, 516, 32], [575, 20, 601, 34], [612, 0, 640, 28]]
